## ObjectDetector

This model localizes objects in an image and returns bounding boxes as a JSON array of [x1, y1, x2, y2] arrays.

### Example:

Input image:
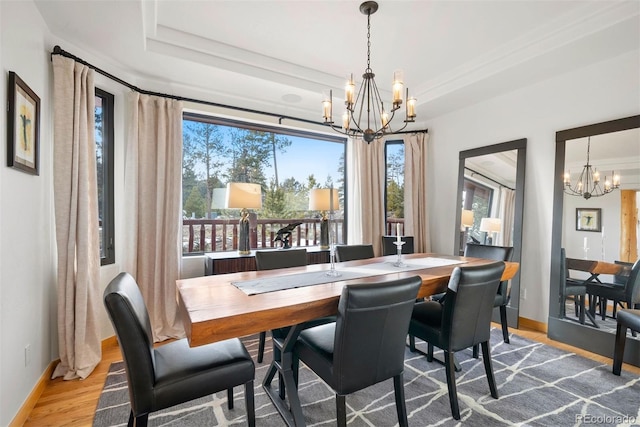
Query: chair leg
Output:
[[472, 344, 479, 359], [393, 373, 409, 427], [481, 341, 499, 399], [130, 412, 148, 427], [443, 351, 460, 420], [227, 388, 234, 409], [427, 343, 434, 362], [613, 323, 628, 376], [578, 295, 585, 325], [257, 331, 266, 363], [500, 305, 510, 343], [409, 335, 416, 352], [244, 380, 256, 427], [336, 394, 347, 427]]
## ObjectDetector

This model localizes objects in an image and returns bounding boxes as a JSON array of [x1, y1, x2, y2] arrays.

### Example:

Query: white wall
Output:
[[0, 2, 55, 425], [427, 50, 640, 323]]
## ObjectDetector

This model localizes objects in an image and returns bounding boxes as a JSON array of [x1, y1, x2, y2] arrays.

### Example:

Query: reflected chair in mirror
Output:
[[254, 249, 308, 363], [103, 272, 256, 427], [335, 244, 375, 262], [586, 259, 640, 322], [408, 262, 505, 420], [593, 260, 634, 319], [612, 309, 640, 375], [560, 248, 595, 327], [293, 276, 422, 427], [382, 236, 415, 256]]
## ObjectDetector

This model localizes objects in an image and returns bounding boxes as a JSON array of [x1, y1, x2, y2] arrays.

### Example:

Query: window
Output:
[[385, 141, 405, 234], [182, 113, 346, 254], [95, 88, 115, 265], [461, 179, 493, 244]]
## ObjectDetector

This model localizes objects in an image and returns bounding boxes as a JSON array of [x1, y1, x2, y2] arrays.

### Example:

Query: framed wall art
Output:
[[576, 208, 601, 232], [7, 71, 40, 175]]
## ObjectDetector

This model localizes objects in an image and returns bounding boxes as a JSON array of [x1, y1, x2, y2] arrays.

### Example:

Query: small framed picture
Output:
[[7, 71, 40, 175], [576, 208, 601, 232]]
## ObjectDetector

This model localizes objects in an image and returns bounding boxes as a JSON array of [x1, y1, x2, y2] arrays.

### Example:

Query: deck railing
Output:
[[182, 217, 405, 254]]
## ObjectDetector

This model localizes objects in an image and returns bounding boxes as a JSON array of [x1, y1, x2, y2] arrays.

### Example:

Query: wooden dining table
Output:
[[565, 257, 629, 326], [176, 252, 519, 426]]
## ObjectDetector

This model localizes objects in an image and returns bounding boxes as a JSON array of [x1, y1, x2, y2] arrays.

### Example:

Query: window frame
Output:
[[95, 88, 115, 265]]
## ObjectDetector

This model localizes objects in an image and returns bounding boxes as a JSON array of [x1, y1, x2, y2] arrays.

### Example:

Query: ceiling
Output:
[[34, 0, 640, 131]]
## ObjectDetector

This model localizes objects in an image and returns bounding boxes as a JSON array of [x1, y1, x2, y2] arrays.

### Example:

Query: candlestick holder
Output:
[[393, 241, 406, 267], [326, 214, 341, 277]]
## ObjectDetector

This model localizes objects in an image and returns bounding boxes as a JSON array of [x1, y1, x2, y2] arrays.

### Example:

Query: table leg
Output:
[[262, 323, 306, 427]]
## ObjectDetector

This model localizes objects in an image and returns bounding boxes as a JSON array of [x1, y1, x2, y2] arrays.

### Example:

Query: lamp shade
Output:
[[309, 188, 339, 211], [479, 217, 501, 233], [225, 183, 262, 209], [461, 209, 474, 227]]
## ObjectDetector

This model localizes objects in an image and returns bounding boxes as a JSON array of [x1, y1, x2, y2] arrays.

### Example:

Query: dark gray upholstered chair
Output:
[[587, 259, 640, 321], [613, 309, 640, 375], [464, 243, 514, 345], [254, 249, 308, 363], [560, 248, 592, 325], [103, 272, 255, 427], [293, 276, 422, 427], [335, 244, 374, 262], [408, 262, 505, 420], [382, 236, 415, 256]]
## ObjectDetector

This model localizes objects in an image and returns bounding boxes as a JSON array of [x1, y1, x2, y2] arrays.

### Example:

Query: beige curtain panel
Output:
[[124, 93, 184, 342], [347, 137, 386, 256], [403, 132, 431, 253], [499, 187, 516, 247], [51, 55, 102, 380]]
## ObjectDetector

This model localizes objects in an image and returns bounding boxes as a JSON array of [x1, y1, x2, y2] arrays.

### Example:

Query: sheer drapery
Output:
[[498, 187, 516, 246], [51, 55, 102, 380], [403, 133, 431, 253], [346, 137, 386, 256], [124, 92, 184, 341]]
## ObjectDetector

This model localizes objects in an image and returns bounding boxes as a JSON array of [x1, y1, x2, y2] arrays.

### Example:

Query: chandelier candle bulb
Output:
[[406, 94, 416, 120], [342, 111, 350, 130], [345, 74, 355, 106], [392, 70, 404, 105], [322, 90, 332, 122]]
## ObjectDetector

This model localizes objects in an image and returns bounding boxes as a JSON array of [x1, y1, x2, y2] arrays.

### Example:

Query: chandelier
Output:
[[563, 137, 620, 199], [321, 1, 416, 143]]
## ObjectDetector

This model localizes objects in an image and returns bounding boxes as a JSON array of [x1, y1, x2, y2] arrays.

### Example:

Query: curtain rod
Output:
[[464, 166, 515, 191], [50, 45, 428, 135]]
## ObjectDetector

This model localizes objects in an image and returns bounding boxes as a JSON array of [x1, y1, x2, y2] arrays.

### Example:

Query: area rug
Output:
[[93, 329, 640, 426]]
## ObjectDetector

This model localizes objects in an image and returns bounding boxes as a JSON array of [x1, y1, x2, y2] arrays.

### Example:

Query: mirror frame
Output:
[[549, 115, 640, 366], [454, 138, 527, 328]]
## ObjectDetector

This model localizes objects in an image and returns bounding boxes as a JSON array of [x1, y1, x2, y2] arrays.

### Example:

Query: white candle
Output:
[[601, 226, 605, 238], [396, 223, 401, 242], [583, 237, 587, 249]]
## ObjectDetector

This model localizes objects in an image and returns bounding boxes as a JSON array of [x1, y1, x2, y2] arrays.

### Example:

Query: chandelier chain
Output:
[[366, 11, 371, 71]]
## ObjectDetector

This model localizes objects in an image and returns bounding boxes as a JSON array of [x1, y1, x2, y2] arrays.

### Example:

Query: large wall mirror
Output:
[[454, 138, 527, 328], [549, 115, 640, 367]]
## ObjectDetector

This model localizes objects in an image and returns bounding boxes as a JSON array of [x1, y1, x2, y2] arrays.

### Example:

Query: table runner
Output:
[[231, 257, 465, 295]]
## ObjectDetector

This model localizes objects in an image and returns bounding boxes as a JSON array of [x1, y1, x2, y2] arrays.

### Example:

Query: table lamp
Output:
[[225, 182, 262, 255], [480, 217, 501, 246], [309, 188, 339, 249]]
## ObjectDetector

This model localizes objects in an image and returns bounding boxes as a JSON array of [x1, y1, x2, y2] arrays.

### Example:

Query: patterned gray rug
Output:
[[93, 329, 640, 426]]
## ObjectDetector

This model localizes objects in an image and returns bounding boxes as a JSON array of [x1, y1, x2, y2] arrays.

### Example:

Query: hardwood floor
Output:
[[18, 325, 640, 427]]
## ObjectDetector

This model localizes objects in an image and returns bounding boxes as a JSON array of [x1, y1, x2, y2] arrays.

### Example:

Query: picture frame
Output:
[[7, 71, 40, 175], [576, 208, 601, 232]]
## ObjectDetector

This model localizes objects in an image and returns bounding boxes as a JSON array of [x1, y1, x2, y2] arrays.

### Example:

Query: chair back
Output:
[[103, 272, 155, 414], [614, 260, 633, 285], [255, 249, 307, 270], [382, 236, 415, 256], [464, 243, 513, 305], [441, 262, 505, 352], [332, 276, 422, 394], [335, 244, 375, 262], [624, 259, 640, 305]]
